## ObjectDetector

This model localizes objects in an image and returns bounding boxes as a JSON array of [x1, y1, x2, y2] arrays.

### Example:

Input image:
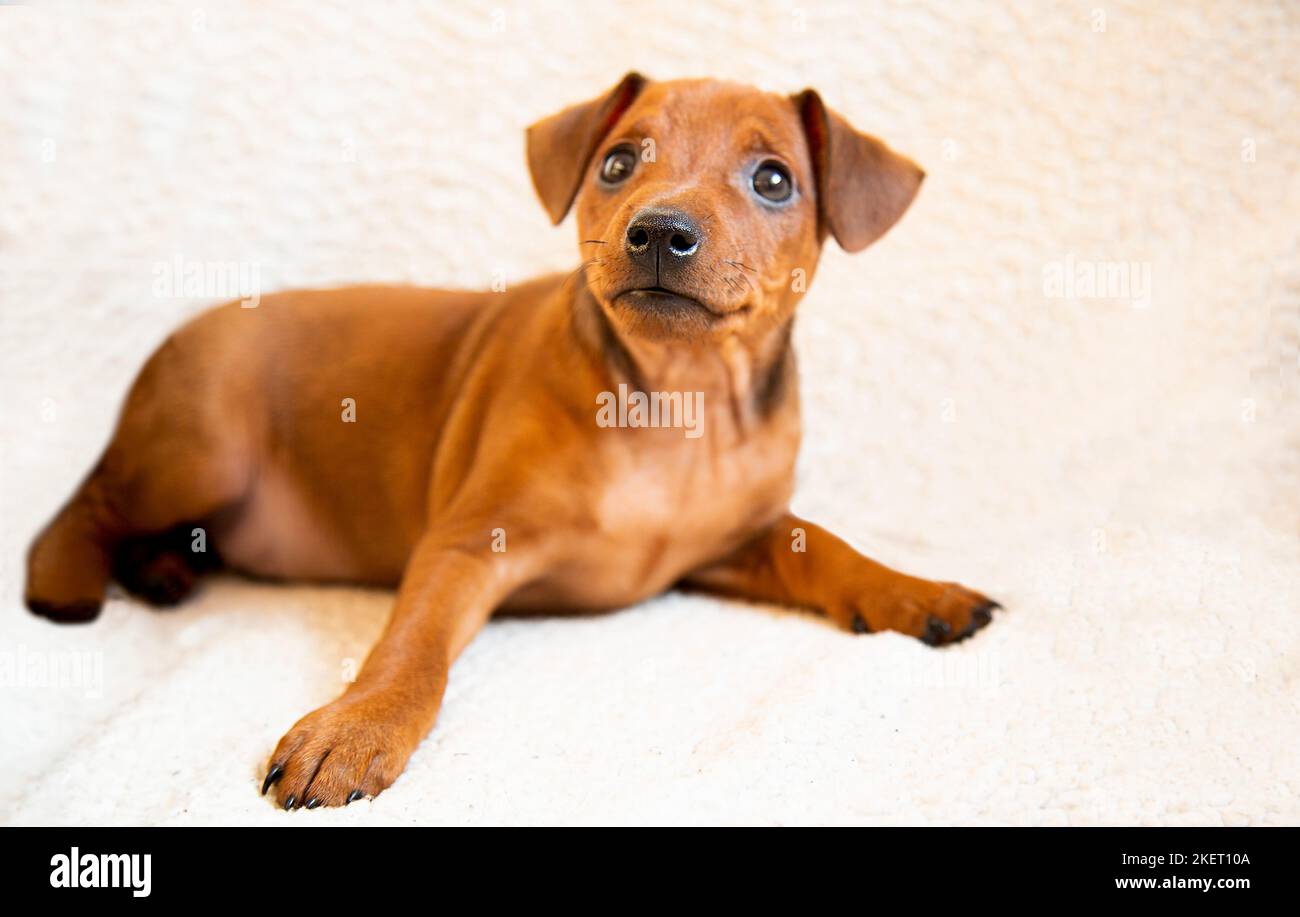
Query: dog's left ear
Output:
[[527, 72, 649, 225], [793, 89, 925, 252]]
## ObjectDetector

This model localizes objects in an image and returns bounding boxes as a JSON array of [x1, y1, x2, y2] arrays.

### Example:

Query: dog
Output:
[[25, 75, 999, 809]]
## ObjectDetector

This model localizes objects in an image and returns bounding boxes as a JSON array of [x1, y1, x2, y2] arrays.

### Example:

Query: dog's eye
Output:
[[600, 146, 637, 185], [752, 161, 793, 203]]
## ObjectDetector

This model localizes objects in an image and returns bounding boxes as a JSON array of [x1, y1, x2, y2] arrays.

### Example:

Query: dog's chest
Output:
[[604, 433, 789, 527], [548, 421, 798, 607]]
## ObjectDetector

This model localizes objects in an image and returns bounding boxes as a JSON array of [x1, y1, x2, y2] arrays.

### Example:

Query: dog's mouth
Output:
[[613, 285, 721, 319]]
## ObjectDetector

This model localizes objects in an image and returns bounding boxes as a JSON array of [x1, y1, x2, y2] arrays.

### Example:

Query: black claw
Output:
[[971, 602, 996, 628], [346, 789, 363, 804], [261, 764, 283, 795], [922, 615, 952, 646], [306, 797, 321, 809], [851, 614, 871, 634], [283, 794, 297, 810]]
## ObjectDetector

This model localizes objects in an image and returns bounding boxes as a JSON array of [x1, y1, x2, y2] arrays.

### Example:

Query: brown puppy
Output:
[[25, 75, 998, 809]]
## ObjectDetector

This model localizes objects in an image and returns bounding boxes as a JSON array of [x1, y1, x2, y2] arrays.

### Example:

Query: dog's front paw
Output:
[[843, 579, 1000, 646], [261, 696, 420, 809]]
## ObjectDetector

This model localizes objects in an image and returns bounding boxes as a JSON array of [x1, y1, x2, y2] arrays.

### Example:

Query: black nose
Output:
[[625, 209, 701, 261]]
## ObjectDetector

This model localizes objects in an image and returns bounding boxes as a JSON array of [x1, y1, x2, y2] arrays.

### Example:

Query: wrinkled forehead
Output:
[[608, 80, 810, 172]]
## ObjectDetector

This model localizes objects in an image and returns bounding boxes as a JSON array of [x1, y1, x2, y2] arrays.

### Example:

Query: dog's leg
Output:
[[682, 514, 999, 645], [112, 523, 222, 607], [26, 339, 249, 622], [262, 533, 533, 809], [23, 474, 119, 623], [26, 450, 242, 622]]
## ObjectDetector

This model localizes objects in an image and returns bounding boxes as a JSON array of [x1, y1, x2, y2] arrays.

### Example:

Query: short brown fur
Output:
[[26, 77, 995, 808]]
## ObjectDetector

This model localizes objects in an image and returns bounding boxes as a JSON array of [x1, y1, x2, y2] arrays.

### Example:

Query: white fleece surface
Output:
[[2, 1, 1298, 826]]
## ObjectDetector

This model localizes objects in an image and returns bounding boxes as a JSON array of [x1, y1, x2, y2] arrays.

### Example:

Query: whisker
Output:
[[710, 261, 747, 296], [561, 258, 602, 292]]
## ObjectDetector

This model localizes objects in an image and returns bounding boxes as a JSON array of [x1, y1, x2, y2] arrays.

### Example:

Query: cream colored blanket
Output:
[[2, 1, 1297, 825]]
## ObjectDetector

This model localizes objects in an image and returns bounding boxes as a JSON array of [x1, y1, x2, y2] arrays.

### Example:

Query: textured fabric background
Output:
[[1, 1, 1297, 825]]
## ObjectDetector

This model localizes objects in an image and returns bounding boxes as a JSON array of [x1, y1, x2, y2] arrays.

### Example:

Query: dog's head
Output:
[[527, 74, 924, 341]]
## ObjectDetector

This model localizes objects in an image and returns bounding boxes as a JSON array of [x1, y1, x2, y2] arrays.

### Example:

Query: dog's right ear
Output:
[[527, 72, 648, 225], [793, 89, 925, 253]]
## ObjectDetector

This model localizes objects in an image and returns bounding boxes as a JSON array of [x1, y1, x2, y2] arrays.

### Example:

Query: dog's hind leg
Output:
[[24, 466, 121, 623], [26, 332, 251, 623], [112, 523, 223, 608], [26, 438, 247, 623]]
